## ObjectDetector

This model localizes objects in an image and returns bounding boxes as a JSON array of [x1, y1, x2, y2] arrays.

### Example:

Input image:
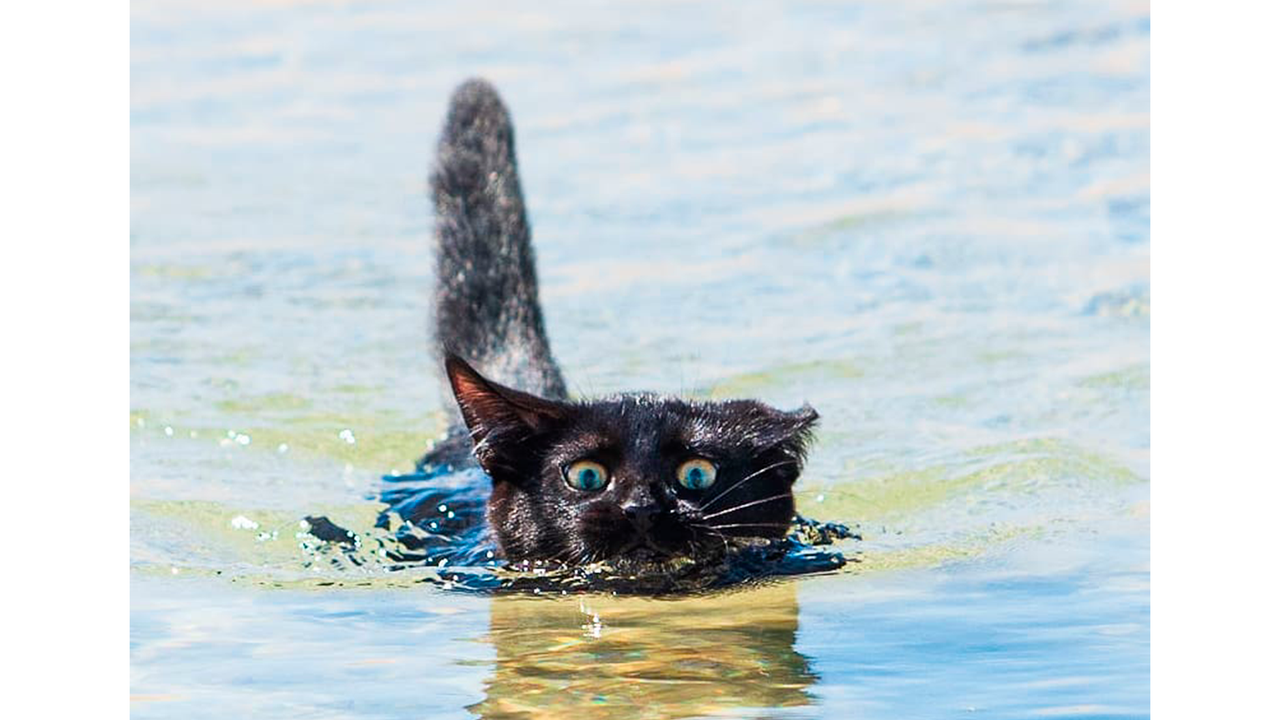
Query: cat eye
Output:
[[564, 459, 610, 491], [676, 458, 718, 490]]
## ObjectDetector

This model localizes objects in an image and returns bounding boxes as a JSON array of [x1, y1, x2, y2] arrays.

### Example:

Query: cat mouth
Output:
[[615, 537, 682, 563]]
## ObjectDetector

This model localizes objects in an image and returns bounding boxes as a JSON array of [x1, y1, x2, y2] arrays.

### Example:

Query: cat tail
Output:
[[430, 78, 568, 402]]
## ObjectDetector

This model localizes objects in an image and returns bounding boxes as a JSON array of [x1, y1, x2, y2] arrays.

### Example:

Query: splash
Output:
[[298, 469, 860, 595]]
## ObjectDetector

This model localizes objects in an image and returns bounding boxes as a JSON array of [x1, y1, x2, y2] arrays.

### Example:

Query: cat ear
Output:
[[783, 404, 820, 434], [762, 403, 820, 459], [444, 354, 569, 454]]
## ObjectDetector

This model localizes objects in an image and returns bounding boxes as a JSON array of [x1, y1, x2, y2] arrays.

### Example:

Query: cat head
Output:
[[444, 355, 819, 568]]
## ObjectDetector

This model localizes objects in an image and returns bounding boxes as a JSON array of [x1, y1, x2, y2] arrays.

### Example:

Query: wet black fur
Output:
[[431, 79, 566, 402], [426, 79, 819, 566]]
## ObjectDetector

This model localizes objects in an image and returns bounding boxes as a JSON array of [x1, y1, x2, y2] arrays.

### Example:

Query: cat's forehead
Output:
[[567, 393, 777, 448], [576, 393, 694, 437]]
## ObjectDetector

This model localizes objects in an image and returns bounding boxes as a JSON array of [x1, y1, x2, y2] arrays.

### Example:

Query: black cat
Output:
[[424, 79, 820, 569]]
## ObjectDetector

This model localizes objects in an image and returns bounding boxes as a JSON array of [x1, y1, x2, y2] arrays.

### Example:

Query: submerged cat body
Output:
[[427, 79, 822, 569]]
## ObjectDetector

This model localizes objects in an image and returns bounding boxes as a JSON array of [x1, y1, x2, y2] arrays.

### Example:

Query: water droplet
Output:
[[338, 429, 356, 444], [230, 515, 259, 530], [189, 430, 198, 438], [277, 443, 289, 453], [447, 511, 455, 519], [438, 504, 448, 513], [227, 430, 237, 438], [816, 494, 825, 503], [235, 434, 251, 445], [437, 558, 448, 567], [485, 550, 494, 559], [164, 426, 174, 437]]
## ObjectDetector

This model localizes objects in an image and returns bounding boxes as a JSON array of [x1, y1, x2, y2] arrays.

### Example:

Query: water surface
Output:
[[131, 0, 1150, 717]]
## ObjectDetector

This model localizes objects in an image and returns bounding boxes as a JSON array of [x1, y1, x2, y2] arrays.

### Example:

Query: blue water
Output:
[[131, 0, 1149, 717]]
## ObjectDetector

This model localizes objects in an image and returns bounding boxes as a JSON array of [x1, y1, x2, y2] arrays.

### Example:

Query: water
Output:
[[131, 0, 1149, 717]]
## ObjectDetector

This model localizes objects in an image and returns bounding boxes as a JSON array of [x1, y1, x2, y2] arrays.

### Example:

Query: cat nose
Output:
[[623, 504, 659, 533]]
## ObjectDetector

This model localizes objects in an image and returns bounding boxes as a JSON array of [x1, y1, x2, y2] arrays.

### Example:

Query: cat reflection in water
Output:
[[469, 583, 816, 718], [423, 79, 820, 570]]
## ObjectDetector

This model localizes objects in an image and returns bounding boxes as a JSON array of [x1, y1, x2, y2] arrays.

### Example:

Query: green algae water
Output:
[[131, 0, 1150, 716]]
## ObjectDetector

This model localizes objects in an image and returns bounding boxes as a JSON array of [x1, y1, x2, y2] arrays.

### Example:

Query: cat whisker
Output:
[[698, 492, 794, 521], [702, 522, 793, 530], [698, 460, 797, 513], [693, 524, 733, 556], [705, 532, 782, 540], [694, 523, 792, 543]]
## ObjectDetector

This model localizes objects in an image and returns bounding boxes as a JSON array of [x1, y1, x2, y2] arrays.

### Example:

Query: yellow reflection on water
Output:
[[471, 583, 815, 719]]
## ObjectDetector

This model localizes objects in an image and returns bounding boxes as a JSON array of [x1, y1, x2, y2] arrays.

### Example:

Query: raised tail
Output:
[[430, 79, 567, 401]]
